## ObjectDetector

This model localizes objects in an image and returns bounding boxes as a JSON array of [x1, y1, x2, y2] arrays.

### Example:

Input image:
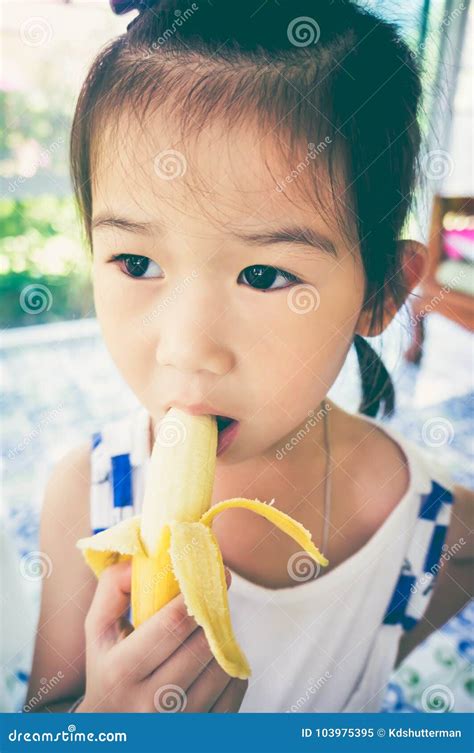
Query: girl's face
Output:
[[91, 113, 365, 465]]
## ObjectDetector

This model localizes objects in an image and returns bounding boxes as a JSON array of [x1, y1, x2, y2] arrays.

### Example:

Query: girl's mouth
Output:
[[216, 415, 240, 456]]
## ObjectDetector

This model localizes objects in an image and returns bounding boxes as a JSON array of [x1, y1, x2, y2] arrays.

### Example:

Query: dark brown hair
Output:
[[70, 0, 423, 418]]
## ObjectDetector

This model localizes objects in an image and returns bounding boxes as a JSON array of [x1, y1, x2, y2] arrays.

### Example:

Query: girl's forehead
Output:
[[92, 111, 344, 236]]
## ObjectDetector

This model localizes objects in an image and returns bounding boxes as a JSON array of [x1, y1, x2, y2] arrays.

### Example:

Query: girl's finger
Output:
[[180, 658, 233, 713], [110, 567, 232, 681], [110, 591, 199, 679], [210, 678, 249, 713], [144, 626, 215, 699]]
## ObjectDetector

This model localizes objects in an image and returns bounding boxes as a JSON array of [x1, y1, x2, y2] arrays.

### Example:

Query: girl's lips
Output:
[[216, 419, 240, 456]]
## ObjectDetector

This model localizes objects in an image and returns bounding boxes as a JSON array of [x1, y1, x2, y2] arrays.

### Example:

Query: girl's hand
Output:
[[77, 559, 248, 713]]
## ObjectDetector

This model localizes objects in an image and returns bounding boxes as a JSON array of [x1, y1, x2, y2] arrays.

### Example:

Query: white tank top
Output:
[[89, 404, 456, 712]]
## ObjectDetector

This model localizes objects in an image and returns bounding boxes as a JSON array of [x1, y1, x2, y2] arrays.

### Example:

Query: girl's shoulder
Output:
[[328, 401, 455, 539], [333, 400, 454, 488]]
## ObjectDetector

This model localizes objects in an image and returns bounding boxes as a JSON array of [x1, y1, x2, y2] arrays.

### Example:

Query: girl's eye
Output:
[[109, 253, 163, 279], [238, 265, 300, 291]]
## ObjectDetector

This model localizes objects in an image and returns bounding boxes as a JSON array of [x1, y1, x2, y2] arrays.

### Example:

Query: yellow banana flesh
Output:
[[77, 407, 329, 679]]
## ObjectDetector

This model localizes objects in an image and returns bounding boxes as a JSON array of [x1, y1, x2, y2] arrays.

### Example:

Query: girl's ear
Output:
[[355, 239, 427, 337]]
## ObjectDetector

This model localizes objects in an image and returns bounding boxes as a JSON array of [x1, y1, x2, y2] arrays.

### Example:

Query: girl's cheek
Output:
[[250, 280, 361, 408], [92, 272, 151, 385]]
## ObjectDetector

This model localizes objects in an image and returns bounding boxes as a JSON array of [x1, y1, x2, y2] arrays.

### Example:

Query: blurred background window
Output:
[[1, 0, 472, 327]]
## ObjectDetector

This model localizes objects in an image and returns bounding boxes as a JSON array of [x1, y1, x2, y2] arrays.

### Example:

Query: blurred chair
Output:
[[406, 196, 474, 363]]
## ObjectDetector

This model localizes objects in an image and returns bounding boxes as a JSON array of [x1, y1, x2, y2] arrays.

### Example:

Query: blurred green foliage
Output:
[[0, 196, 94, 327], [0, 47, 95, 329]]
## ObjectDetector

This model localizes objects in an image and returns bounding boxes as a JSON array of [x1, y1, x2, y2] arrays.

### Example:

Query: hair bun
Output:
[[109, 0, 157, 16]]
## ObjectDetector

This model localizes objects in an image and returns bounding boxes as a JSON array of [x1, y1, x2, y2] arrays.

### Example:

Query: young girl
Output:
[[26, 0, 472, 714]]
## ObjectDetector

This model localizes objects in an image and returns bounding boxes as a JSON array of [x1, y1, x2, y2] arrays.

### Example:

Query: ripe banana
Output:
[[76, 408, 329, 679]]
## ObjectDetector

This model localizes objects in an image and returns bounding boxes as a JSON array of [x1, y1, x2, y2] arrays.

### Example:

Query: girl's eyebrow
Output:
[[229, 225, 338, 258], [92, 214, 337, 258], [91, 215, 160, 235]]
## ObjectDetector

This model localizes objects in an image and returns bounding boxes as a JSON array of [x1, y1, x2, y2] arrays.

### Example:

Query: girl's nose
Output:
[[156, 327, 234, 376], [152, 288, 235, 377]]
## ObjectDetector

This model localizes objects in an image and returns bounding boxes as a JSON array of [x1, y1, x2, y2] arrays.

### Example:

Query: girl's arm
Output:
[[25, 444, 97, 712], [394, 485, 474, 668]]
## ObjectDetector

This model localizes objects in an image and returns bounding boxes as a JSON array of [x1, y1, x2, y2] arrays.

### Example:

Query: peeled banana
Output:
[[76, 408, 328, 679]]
